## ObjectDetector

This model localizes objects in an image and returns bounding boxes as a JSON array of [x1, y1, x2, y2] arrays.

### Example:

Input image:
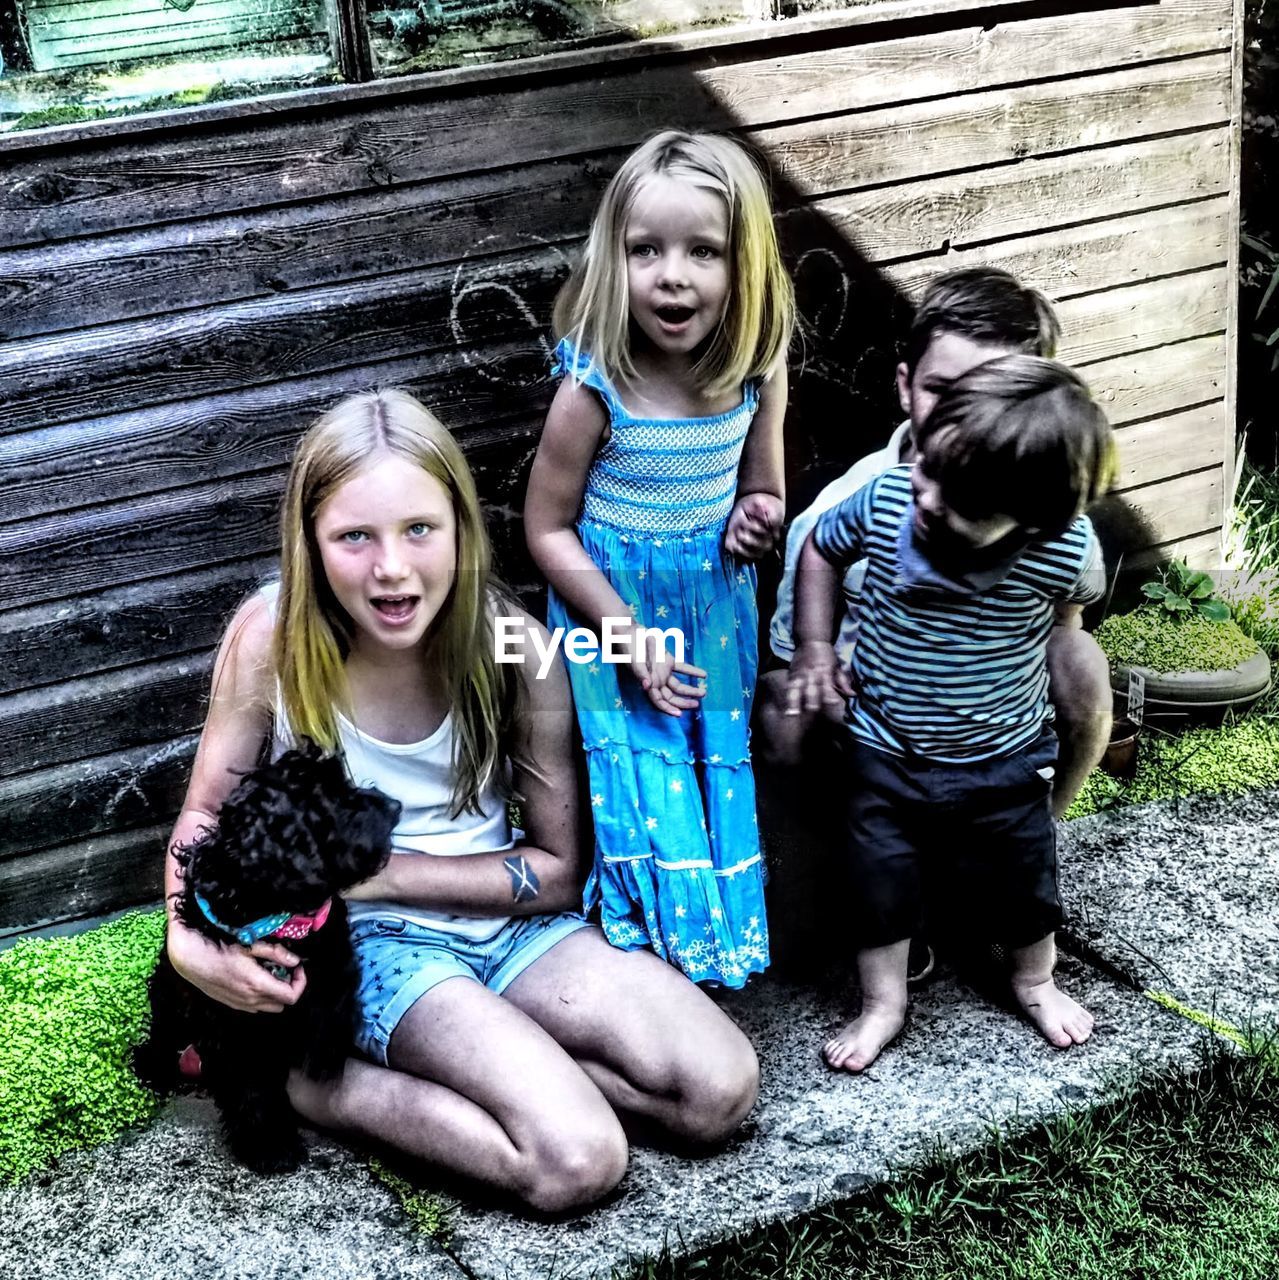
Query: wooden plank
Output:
[[0, 55, 1230, 342], [0, 250, 568, 433], [0, 0, 1232, 248], [0, 471, 285, 612], [802, 128, 1232, 263], [0, 823, 168, 934], [760, 51, 1230, 199], [1057, 268, 1229, 367], [0, 557, 272, 696], [0, 269, 1230, 554], [885, 198, 1231, 303], [0, 140, 1234, 437], [0, 415, 547, 610], [0, 653, 211, 777], [1114, 465, 1224, 547], [0, 736, 197, 860], [1080, 334, 1226, 424], [0, 348, 539, 524], [0, 159, 601, 343], [1125, 529, 1225, 571], [1112, 401, 1227, 490]]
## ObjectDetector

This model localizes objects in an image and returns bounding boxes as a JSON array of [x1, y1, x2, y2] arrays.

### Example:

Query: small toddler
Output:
[[787, 354, 1114, 1071]]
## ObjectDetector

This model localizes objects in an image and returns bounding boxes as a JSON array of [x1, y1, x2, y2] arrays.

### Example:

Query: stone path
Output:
[[3, 789, 1276, 1280]]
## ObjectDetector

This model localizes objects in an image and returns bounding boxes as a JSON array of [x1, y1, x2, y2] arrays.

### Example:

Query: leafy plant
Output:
[[1140, 560, 1231, 622]]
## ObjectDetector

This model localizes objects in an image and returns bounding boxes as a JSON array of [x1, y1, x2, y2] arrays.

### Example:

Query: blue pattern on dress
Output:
[[546, 338, 770, 987]]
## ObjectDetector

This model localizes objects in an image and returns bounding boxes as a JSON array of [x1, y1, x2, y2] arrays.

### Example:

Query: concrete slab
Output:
[[441, 965, 1200, 1279], [1060, 787, 1279, 1032], [4, 787, 1276, 1280], [0, 1096, 465, 1280]]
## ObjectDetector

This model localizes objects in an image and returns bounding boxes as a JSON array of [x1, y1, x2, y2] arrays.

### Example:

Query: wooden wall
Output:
[[0, 0, 1242, 934]]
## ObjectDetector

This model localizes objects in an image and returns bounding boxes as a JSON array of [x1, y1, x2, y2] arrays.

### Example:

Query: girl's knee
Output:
[[520, 1121, 629, 1213], [673, 1032, 760, 1144]]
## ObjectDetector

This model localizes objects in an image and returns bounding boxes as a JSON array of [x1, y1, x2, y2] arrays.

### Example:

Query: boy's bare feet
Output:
[[824, 939, 911, 1073], [823, 1003, 907, 1072], [1009, 933, 1093, 1048], [1012, 975, 1094, 1048]]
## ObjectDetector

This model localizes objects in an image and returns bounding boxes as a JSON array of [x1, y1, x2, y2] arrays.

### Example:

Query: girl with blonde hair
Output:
[[164, 389, 759, 1210], [526, 130, 795, 986]]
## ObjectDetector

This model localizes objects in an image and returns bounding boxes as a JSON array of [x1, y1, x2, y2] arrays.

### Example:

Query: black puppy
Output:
[[134, 743, 400, 1173]]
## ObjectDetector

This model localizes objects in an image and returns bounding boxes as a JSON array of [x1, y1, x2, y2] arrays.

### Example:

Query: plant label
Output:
[[1128, 669, 1146, 727]]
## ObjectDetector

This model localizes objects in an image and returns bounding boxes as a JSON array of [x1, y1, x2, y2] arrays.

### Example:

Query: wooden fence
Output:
[[0, 0, 1243, 934]]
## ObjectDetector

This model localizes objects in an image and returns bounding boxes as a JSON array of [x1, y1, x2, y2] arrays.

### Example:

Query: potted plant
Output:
[[1096, 561, 1272, 720]]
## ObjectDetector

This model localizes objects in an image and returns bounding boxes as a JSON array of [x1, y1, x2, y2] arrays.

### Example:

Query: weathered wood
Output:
[[1125, 529, 1224, 571], [0, 735, 197, 860], [0, 557, 272, 696], [1113, 465, 1224, 548], [0, 822, 168, 935], [0, 251, 569, 434], [0, 416, 546, 611], [761, 51, 1230, 200], [886, 199, 1231, 304], [0, 344, 539, 523], [1080, 335, 1225, 424], [0, 0, 1231, 248], [1057, 268, 1228, 367], [0, 53, 1230, 343], [0, 173, 1232, 439], [1112, 401, 1227, 490], [0, 471, 285, 611], [0, 653, 212, 777], [804, 129, 1231, 264]]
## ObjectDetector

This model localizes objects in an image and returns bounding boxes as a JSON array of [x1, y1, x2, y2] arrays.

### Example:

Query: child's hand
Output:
[[629, 625, 708, 718], [785, 639, 851, 717], [725, 492, 784, 561]]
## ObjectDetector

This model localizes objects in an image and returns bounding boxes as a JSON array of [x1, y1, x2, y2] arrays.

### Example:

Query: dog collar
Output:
[[194, 894, 333, 946]]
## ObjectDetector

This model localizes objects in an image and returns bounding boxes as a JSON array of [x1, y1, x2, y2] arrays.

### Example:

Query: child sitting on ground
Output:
[[787, 354, 1114, 1072]]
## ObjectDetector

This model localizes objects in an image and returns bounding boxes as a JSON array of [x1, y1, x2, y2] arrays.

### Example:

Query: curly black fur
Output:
[[133, 743, 400, 1174]]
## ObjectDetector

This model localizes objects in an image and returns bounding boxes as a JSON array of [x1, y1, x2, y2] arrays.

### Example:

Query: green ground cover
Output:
[[623, 1040, 1279, 1280]]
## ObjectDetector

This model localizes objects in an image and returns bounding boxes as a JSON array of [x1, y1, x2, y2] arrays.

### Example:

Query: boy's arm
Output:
[[786, 530, 853, 716]]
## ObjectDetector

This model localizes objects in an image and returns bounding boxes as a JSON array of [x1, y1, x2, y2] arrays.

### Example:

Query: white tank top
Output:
[[263, 584, 514, 941]]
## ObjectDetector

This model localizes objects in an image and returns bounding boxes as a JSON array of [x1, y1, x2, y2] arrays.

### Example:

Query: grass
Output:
[[1065, 712, 1279, 819], [622, 1039, 1279, 1280], [0, 911, 162, 1184]]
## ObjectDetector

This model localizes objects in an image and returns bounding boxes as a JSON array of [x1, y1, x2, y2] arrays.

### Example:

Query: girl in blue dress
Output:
[[525, 131, 795, 987]]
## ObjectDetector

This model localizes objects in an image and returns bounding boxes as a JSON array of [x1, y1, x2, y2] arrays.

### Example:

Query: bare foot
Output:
[[1012, 976, 1094, 1048], [822, 1005, 906, 1073]]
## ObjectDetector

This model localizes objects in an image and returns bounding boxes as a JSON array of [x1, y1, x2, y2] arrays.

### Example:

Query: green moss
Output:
[[1066, 717, 1279, 820], [368, 1157, 455, 1241], [1095, 608, 1261, 674], [0, 911, 164, 1184]]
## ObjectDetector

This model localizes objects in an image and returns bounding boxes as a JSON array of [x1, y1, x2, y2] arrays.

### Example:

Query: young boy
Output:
[[788, 355, 1114, 1072], [760, 268, 1111, 822]]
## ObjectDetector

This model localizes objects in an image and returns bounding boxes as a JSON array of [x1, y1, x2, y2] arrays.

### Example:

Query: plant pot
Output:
[[1109, 649, 1272, 722], [1101, 716, 1140, 779]]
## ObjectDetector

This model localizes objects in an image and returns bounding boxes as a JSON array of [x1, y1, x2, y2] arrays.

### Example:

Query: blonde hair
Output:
[[275, 388, 527, 816], [553, 130, 795, 398]]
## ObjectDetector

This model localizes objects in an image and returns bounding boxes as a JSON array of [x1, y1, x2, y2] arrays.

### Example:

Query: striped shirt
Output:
[[813, 466, 1104, 762]]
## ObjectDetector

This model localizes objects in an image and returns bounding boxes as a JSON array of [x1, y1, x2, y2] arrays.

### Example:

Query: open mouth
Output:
[[655, 305, 696, 326], [370, 595, 418, 622]]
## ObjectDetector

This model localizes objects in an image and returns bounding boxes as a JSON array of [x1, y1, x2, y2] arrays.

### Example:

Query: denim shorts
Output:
[[349, 911, 591, 1064], [841, 728, 1062, 950]]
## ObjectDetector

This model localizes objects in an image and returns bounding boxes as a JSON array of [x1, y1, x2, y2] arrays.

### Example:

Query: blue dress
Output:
[[546, 338, 770, 987]]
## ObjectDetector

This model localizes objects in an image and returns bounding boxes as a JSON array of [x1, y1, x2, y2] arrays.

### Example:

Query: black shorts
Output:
[[840, 728, 1062, 950]]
